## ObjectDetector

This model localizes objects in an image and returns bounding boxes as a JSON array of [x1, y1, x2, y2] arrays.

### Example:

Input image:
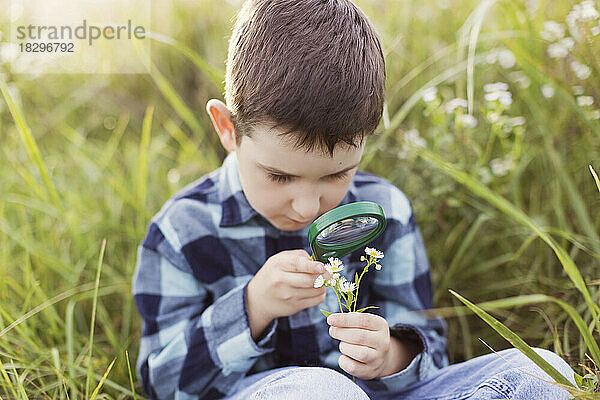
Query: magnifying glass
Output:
[[308, 201, 386, 262]]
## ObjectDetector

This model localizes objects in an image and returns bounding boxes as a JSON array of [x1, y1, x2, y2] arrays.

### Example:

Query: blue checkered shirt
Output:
[[132, 152, 448, 399]]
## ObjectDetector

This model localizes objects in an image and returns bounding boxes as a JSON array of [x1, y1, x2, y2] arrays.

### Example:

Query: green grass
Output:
[[1, 0, 599, 397]]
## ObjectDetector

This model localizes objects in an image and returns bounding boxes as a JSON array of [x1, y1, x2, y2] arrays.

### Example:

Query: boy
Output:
[[132, 0, 574, 399]]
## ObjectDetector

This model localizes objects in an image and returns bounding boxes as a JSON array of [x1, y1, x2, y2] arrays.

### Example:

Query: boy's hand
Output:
[[246, 250, 327, 338], [327, 312, 413, 380]]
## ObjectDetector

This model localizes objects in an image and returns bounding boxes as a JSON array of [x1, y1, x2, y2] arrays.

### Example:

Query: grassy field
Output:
[[1, 0, 599, 398]]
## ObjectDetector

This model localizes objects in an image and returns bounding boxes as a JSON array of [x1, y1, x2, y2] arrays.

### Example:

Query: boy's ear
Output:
[[206, 99, 237, 152]]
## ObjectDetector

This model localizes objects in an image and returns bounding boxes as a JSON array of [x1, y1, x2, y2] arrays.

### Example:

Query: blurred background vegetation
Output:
[[0, 0, 599, 397]]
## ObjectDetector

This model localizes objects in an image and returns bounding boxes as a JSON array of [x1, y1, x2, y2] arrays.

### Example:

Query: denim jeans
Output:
[[223, 348, 575, 399]]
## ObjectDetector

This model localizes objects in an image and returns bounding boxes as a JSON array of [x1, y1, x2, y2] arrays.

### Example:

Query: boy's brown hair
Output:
[[225, 0, 386, 156]]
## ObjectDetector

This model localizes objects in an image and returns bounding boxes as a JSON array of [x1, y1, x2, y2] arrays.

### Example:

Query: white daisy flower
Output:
[[485, 51, 497, 64], [328, 257, 343, 269], [421, 87, 438, 102], [508, 116, 526, 127], [497, 49, 516, 69], [365, 247, 384, 259], [570, 60, 591, 80], [484, 82, 509, 92], [485, 90, 512, 105], [488, 112, 500, 123], [577, 95, 594, 107], [573, 1, 599, 22], [541, 84, 555, 98], [483, 83, 513, 106], [313, 275, 324, 288], [339, 280, 357, 293], [499, 92, 513, 105], [404, 129, 426, 148], [457, 114, 478, 128], [547, 42, 569, 58], [324, 257, 344, 273], [375, 263, 382, 271], [327, 273, 340, 286], [540, 21, 566, 42], [490, 157, 515, 177], [560, 37, 575, 50], [444, 98, 468, 113]]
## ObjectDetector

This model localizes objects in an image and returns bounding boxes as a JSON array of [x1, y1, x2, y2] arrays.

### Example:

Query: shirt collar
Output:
[[218, 151, 360, 227]]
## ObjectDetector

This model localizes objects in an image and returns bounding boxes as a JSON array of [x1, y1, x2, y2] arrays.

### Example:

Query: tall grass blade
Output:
[[590, 166, 600, 194], [437, 292, 600, 367], [98, 113, 130, 170], [0, 359, 19, 400], [436, 214, 489, 301], [70, 363, 136, 396], [432, 294, 550, 317], [146, 31, 225, 91], [125, 350, 137, 400], [150, 61, 202, 134], [363, 51, 494, 169], [463, 0, 497, 115], [137, 106, 154, 214], [9, 362, 28, 399], [418, 147, 600, 326], [0, 282, 97, 339], [450, 290, 576, 388], [132, 34, 204, 138], [0, 218, 73, 280], [549, 298, 600, 367], [85, 239, 107, 399], [507, 41, 600, 137], [0, 77, 62, 210], [89, 358, 116, 400], [65, 300, 76, 394], [544, 141, 600, 252]]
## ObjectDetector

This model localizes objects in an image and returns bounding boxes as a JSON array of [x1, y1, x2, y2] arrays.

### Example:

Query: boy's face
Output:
[[235, 125, 364, 231]]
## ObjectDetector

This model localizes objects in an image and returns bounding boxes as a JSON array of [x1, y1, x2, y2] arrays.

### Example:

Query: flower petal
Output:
[[313, 275, 324, 288], [364, 247, 384, 259]]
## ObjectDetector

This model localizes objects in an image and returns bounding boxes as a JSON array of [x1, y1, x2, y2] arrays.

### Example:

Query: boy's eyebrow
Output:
[[256, 161, 360, 177]]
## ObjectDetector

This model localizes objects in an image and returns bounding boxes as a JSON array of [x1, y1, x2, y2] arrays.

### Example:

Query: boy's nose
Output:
[[291, 194, 320, 222]]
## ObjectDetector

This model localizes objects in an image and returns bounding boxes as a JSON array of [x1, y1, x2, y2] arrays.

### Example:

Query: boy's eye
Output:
[[266, 171, 348, 184], [326, 172, 348, 181], [267, 173, 291, 183]]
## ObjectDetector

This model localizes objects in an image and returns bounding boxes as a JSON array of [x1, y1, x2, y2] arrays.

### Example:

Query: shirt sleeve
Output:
[[132, 223, 278, 400], [357, 199, 448, 393]]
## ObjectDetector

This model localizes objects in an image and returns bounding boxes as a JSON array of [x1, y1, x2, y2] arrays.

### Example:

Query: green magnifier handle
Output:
[[308, 201, 386, 263]]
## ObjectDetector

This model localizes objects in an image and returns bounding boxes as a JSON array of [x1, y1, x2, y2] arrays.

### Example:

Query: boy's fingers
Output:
[[339, 341, 377, 364], [283, 254, 325, 275], [288, 272, 323, 289], [297, 290, 327, 307], [327, 312, 384, 330], [294, 287, 326, 300], [329, 327, 378, 348]]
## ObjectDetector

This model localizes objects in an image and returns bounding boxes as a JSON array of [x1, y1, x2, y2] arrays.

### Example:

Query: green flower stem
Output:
[[325, 282, 344, 313], [331, 285, 344, 313], [353, 257, 374, 312], [339, 289, 349, 307]]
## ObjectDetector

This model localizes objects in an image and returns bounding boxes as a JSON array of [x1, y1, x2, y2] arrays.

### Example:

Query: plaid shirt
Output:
[[132, 152, 448, 399]]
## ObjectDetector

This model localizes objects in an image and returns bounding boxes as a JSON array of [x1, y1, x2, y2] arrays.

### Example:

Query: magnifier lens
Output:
[[316, 216, 379, 245]]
